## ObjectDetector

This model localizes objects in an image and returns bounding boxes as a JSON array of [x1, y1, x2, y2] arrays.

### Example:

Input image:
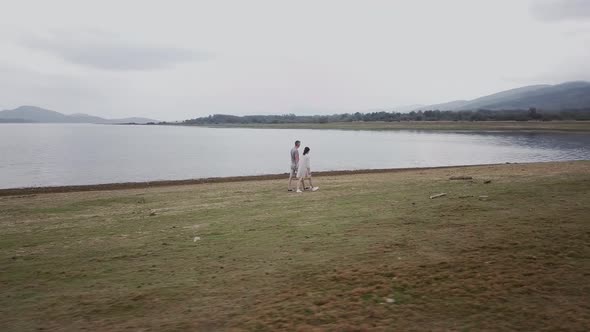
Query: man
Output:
[[288, 140, 300, 191]]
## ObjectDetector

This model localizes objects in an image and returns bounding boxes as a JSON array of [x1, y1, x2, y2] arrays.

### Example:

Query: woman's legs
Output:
[[306, 177, 314, 189], [307, 176, 319, 191], [296, 176, 304, 192], [296, 174, 316, 193]]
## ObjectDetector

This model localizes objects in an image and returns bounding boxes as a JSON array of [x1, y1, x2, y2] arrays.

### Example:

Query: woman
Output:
[[296, 147, 319, 193]]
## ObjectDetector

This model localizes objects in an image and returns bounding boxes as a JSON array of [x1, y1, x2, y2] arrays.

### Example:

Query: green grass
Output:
[[182, 120, 590, 132], [1, 161, 589, 331]]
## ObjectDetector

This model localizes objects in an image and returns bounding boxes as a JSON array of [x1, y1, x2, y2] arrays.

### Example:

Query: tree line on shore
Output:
[[178, 108, 590, 125]]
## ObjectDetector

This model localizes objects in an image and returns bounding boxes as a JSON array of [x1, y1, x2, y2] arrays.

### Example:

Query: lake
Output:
[[1, 123, 589, 189]]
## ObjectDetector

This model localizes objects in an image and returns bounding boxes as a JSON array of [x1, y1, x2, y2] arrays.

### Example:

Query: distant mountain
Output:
[[0, 106, 157, 124], [0, 118, 32, 123], [415, 100, 469, 112], [67, 113, 112, 123], [394, 104, 427, 113], [416, 81, 590, 111], [0, 106, 71, 122]]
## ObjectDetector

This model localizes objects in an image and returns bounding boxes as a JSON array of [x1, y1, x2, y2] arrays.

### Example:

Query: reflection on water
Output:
[[1, 124, 589, 188]]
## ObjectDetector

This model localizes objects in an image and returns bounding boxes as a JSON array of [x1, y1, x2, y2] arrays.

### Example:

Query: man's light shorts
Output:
[[290, 164, 298, 177]]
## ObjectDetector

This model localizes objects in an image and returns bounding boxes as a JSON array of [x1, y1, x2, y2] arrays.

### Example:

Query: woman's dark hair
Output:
[[303, 147, 310, 155]]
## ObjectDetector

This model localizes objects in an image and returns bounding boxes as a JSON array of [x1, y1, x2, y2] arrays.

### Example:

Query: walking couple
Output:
[[288, 140, 319, 193]]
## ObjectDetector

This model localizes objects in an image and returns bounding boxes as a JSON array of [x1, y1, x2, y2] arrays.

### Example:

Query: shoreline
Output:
[[162, 120, 590, 133], [0, 161, 565, 196]]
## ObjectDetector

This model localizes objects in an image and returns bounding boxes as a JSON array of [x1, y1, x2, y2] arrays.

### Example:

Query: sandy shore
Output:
[[0, 162, 524, 196], [2, 160, 589, 330]]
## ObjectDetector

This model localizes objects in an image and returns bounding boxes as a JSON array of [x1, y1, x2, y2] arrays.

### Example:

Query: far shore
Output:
[[0, 161, 567, 196], [167, 120, 590, 132]]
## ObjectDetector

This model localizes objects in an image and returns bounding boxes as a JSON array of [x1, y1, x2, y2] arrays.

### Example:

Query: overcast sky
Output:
[[1, 0, 589, 121]]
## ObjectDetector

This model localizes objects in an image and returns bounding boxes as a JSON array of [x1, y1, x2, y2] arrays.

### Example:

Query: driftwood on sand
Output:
[[449, 176, 473, 180]]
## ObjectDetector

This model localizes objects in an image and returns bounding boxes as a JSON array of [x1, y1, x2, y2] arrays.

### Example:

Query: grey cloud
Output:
[[20, 31, 211, 71], [531, 0, 590, 22]]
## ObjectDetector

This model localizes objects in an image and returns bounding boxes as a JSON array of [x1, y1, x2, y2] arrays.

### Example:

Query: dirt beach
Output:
[[1, 161, 589, 331], [0, 163, 523, 196]]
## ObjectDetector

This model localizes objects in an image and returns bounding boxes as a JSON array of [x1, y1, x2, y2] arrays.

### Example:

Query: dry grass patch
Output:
[[1, 161, 589, 331]]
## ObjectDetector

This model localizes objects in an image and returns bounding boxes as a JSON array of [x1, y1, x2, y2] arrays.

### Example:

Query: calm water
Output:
[[1, 123, 589, 189]]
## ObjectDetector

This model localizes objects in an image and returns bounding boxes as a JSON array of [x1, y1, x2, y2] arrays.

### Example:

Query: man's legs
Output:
[[288, 167, 296, 190]]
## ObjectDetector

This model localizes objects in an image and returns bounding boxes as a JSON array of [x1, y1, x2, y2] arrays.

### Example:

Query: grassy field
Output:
[[1, 162, 589, 331], [184, 120, 590, 132]]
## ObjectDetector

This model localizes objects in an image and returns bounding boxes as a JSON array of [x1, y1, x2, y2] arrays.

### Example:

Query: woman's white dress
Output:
[[297, 154, 311, 178]]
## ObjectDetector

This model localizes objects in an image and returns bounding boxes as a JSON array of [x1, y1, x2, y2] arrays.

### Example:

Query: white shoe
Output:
[[296, 189, 303, 193], [312, 187, 319, 192]]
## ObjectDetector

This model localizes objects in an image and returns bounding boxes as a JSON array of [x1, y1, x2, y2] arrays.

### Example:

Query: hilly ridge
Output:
[[416, 81, 590, 111], [0, 106, 157, 124]]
